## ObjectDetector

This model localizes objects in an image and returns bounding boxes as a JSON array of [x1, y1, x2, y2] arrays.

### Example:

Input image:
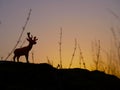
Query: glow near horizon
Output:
[[0, 0, 120, 69]]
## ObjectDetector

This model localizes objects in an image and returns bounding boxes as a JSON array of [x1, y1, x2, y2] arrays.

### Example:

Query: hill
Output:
[[0, 61, 120, 90]]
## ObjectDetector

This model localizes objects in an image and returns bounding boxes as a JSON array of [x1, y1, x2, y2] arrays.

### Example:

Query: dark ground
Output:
[[0, 61, 120, 90]]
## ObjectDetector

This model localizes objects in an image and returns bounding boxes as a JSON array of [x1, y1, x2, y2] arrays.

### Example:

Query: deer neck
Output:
[[27, 43, 33, 51]]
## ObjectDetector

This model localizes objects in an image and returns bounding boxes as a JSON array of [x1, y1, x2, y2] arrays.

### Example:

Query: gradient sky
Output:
[[0, 0, 120, 68]]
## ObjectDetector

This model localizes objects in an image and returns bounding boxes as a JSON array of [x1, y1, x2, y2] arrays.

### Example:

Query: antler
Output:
[[34, 36, 38, 41], [27, 32, 38, 41], [27, 32, 31, 38], [27, 32, 33, 40]]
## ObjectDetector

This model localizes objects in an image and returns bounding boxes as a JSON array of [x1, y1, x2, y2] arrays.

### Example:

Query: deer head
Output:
[[27, 32, 38, 45]]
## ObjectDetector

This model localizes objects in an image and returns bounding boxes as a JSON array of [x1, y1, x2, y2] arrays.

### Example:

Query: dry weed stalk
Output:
[[78, 44, 86, 69], [109, 27, 120, 77], [59, 27, 62, 68], [107, 8, 120, 22], [47, 56, 53, 66], [20, 39, 26, 48], [111, 27, 120, 64], [92, 40, 101, 70], [47, 56, 50, 65], [96, 40, 101, 70], [69, 38, 77, 68]]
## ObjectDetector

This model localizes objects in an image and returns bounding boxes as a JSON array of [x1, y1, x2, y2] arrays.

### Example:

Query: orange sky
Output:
[[0, 0, 120, 69]]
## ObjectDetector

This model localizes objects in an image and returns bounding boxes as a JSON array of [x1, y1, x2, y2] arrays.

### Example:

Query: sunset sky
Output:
[[0, 0, 120, 69]]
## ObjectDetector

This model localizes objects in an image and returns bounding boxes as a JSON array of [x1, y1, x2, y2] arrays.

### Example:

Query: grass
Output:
[[59, 27, 62, 69], [69, 38, 77, 68], [78, 44, 86, 69]]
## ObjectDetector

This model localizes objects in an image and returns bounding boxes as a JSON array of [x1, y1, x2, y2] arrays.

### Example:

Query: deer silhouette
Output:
[[13, 32, 38, 63]]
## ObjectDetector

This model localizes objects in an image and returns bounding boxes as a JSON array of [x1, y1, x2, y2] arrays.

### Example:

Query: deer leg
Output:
[[13, 55, 16, 62], [17, 56, 20, 62], [25, 54, 29, 63]]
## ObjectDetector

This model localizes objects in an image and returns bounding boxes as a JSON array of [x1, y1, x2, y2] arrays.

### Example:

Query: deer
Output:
[[13, 32, 38, 63]]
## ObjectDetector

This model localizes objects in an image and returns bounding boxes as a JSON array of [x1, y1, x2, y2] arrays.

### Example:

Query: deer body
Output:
[[13, 32, 38, 63]]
